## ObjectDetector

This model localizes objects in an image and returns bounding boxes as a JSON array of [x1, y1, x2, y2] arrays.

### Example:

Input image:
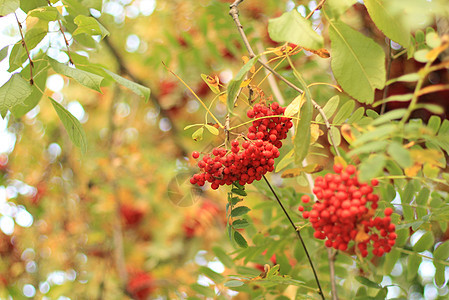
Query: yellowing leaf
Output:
[[284, 94, 305, 117], [310, 123, 323, 144], [341, 124, 355, 144], [242, 56, 256, 73], [281, 168, 302, 178], [334, 156, 347, 167]]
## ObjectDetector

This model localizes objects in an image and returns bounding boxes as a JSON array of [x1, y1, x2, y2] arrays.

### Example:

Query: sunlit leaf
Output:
[[0, 73, 32, 118], [268, 10, 323, 50], [0, 0, 19, 16], [50, 97, 87, 153], [413, 231, 434, 252], [328, 20, 386, 103], [103, 68, 151, 101]]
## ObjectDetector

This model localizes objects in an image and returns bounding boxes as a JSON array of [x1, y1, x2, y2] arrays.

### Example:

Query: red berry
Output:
[[384, 207, 393, 216], [301, 195, 311, 203], [192, 151, 200, 159]]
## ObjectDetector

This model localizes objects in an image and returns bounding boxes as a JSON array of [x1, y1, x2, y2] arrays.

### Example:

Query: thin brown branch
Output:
[[263, 175, 325, 300], [306, 0, 327, 20], [47, 1, 74, 64], [380, 39, 392, 115], [15, 13, 33, 84], [228, 1, 340, 157]]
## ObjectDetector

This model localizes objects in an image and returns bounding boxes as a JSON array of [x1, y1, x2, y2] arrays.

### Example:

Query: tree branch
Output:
[[228, 2, 340, 157], [15, 13, 33, 84]]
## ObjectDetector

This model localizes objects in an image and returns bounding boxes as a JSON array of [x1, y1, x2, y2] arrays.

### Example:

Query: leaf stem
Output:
[[262, 175, 325, 300], [46, 0, 74, 65]]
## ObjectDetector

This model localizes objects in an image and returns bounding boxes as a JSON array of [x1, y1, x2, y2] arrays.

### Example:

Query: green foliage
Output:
[[49, 97, 88, 153], [0, 74, 32, 118], [268, 10, 324, 50], [328, 20, 386, 103]]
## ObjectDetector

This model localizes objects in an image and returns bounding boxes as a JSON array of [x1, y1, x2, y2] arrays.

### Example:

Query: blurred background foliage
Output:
[[0, 0, 449, 299]]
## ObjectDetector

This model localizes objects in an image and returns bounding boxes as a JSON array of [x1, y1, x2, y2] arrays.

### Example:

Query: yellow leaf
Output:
[[334, 156, 347, 168], [219, 94, 227, 103], [405, 163, 421, 177], [302, 163, 324, 173], [281, 168, 302, 178], [242, 56, 256, 73], [341, 124, 355, 144], [241, 78, 252, 87], [310, 124, 323, 144], [284, 94, 305, 117]]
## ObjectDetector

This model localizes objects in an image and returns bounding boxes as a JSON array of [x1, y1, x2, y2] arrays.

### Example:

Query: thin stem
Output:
[[394, 247, 449, 267], [47, 1, 74, 64], [263, 175, 325, 300], [399, 61, 432, 125], [306, 0, 327, 20], [256, 41, 285, 104], [380, 39, 392, 115], [15, 13, 33, 84], [228, 2, 340, 157]]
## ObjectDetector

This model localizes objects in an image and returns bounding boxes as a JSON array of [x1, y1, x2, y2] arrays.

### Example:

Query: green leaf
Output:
[[328, 126, 341, 147], [24, 21, 48, 50], [383, 249, 400, 274], [20, 0, 47, 13], [294, 98, 312, 163], [427, 115, 441, 134], [49, 57, 103, 93], [355, 276, 381, 289], [268, 10, 324, 50], [233, 230, 248, 248], [386, 73, 420, 85], [232, 219, 250, 229], [349, 140, 389, 156], [371, 109, 407, 126], [401, 181, 415, 222], [348, 107, 366, 124], [328, 20, 386, 103], [81, 0, 102, 12], [353, 124, 397, 146], [226, 55, 259, 113], [0, 74, 32, 118], [190, 283, 215, 297], [406, 255, 421, 281], [413, 231, 434, 252], [0, 0, 19, 16], [224, 280, 244, 288], [333, 100, 355, 124], [364, 0, 410, 48], [434, 262, 445, 288], [204, 124, 219, 135], [325, 0, 357, 17], [11, 59, 48, 117], [102, 68, 150, 101], [374, 94, 413, 107], [231, 188, 247, 196], [434, 240, 449, 261], [275, 149, 294, 173], [212, 246, 234, 268], [73, 15, 109, 39], [387, 142, 412, 168], [192, 127, 203, 141], [28, 6, 60, 21], [199, 266, 225, 283], [49, 98, 87, 153], [359, 154, 386, 182], [415, 103, 444, 115], [0, 45, 9, 63], [415, 188, 430, 219], [231, 206, 250, 218], [315, 95, 339, 122]]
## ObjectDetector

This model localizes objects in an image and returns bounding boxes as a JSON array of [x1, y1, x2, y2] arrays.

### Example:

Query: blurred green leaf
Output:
[[233, 230, 248, 248], [103, 68, 150, 101], [315, 95, 339, 122], [387, 141, 412, 168], [333, 100, 355, 124], [231, 206, 251, 218]]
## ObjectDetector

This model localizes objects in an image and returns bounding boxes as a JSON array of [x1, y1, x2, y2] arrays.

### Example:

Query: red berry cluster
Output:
[[246, 102, 293, 149], [190, 102, 290, 189], [298, 164, 396, 257], [190, 139, 280, 189]]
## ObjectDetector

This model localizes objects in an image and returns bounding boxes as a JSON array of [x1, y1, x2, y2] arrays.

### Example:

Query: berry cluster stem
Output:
[[263, 175, 325, 300]]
